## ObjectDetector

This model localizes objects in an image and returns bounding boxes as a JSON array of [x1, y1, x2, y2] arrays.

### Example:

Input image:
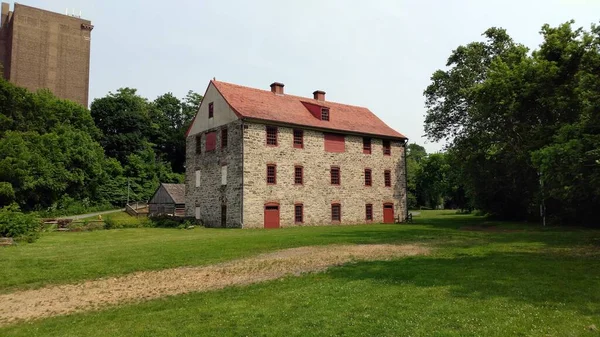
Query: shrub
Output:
[[0, 204, 41, 242], [103, 216, 119, 230], [149, 215, 200, 228]]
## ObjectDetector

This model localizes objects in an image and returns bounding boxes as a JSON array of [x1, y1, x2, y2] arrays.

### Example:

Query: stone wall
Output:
[[185, 119, 244, 228], [242, 122, 406, 228]]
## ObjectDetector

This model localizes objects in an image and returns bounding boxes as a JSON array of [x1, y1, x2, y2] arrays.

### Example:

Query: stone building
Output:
[[185, 80, 408, 228], [0, 2, 93, 107]]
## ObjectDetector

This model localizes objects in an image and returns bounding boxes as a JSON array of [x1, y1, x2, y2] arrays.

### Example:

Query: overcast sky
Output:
[[17, 0, 600, 152]]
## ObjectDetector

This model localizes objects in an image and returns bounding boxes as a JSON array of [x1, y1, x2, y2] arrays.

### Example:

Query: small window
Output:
[[293, 129, 303, 149], [331, 203, 341, 222], [195, 170, 201, 187], [294, 166, 303, 185], [294, 204, 303, 224], [383, 140, 391, 156], [366, 204, 373, 221], [221, 165, 227, 185], [221, 128, 228, 148], [330, 166, 340, 185], [321, 108, 330, 121], [208, 102, 214, 118], [267, 164, 277, 184], [384, 170, 391, 187], [363, 137, 371, 154], [195, 135, 202, 154], [206, 132, 216, 151], [266, 126, 278, 146], [364, 169, 372, 186]]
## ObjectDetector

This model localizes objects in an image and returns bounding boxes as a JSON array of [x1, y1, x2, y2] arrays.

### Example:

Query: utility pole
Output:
[[127, 177, 130, 206], [539, 172, 546, 227]]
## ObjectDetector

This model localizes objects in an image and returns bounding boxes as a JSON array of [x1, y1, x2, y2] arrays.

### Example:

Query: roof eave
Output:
[[241, 117, 408, 141]]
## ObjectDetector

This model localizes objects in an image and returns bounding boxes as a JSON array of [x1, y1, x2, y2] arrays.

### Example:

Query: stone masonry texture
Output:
[[185, 119, 244, 228], [242, 122, 406, 228]]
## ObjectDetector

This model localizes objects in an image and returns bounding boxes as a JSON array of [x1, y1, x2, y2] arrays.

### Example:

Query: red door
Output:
[[264, 203, 280, 229], [383, 204, 394, 223]]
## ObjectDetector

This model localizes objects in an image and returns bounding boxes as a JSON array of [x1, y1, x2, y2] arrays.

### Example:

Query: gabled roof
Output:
[[161, 183, 185, 204], [211, 80, 406, 139]]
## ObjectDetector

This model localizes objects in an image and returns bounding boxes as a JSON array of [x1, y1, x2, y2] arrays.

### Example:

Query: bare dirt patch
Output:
[[0, 244, 428, 326]]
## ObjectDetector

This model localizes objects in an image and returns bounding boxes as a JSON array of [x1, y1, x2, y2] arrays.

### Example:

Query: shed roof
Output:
[[161, 183, 185, 204]]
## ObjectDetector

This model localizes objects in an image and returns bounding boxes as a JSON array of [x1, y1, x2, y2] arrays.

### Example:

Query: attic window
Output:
[[208, 102, 214, 118], [321, 108, 330, 121]]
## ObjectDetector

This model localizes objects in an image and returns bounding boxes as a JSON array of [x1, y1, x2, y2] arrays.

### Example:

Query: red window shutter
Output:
[[293, 129, 303, 148], [205, 132, 216, 151], [384, 170, 391, 187], [267, 164, 277, 184], [363, 137, 371, 154], [221, 128, 228, 148], [324, 133, 345, 153], [383, 140, 391, 155], [366, 204, 373, 221], [294, 204, 303, 223]]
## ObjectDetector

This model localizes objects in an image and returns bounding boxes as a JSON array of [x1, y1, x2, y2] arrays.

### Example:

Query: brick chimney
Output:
[[313, 90, 326, 101], [270, 82, 284, 95], [1, 3, 9, 28]]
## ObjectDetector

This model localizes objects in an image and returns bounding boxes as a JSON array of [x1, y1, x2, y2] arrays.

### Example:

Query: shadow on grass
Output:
[[327, 251, 600, 316], [313, 211, 600, 250]]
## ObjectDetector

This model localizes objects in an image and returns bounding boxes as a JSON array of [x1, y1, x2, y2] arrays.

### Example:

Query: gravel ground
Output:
[[0, 244, 428, 326]]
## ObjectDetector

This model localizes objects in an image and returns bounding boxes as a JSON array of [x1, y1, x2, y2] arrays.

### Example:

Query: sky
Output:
[[15, 0, 600, 152]]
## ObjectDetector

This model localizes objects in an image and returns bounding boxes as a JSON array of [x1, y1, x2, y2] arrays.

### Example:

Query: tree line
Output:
[[406, 144, 471, 212], [0, 79, 202, 215], [423, 21, 600, 225]]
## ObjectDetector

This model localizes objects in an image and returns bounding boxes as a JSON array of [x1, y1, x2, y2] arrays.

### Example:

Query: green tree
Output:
[[424, 21, 600, 223], [150, 92, 199, 173], [90, 88, 152, 164]]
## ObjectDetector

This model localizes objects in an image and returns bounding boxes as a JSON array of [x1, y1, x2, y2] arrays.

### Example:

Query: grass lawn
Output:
[[1, 211, 599, 336]]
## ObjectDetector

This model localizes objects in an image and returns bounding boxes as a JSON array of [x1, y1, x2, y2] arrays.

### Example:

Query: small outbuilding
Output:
[[148, 183, 185, 217]]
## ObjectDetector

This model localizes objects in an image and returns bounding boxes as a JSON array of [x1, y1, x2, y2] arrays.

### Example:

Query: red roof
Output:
[[212, 80, 406, 139]]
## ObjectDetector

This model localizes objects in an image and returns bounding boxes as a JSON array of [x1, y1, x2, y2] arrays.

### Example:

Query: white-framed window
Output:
[[195, 206, 201, 219], [195, 170, 201, 187], [221, 165, 228, 185]]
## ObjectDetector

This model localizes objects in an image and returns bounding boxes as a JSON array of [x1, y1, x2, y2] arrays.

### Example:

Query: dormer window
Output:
[[321, 108, 330, 121]]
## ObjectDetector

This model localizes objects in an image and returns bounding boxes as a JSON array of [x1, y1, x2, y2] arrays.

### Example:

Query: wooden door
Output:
[[264, 203, 280, 229], [221, 205, 227, 228], [383, 203, 394, 223]]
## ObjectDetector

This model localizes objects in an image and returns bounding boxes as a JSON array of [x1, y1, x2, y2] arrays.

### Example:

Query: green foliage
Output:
[[103, 212, 150, 229], [406, 145, 471, 210], [424, 21, 600, 224], [90, 88, 152, 164], [0, 127, 107, 210], [0, 78, 194, 216], [0, 204, 40, 242], [0, 181, 15, 207], [148, 91, 202, 173], [149, 215, 198, 228], [0, 79, 98, 138]]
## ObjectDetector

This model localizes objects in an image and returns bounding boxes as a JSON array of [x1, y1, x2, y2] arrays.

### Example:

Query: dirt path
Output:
[[0, 244, 428, 326]]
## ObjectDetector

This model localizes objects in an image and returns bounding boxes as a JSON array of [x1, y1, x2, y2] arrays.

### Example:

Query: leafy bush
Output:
[[0, 204, 41, 242], [150, 215, 199, 228], [103, 213, 150, 230], [39, 196, 115, 218], [103, 216, 118, 230]]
